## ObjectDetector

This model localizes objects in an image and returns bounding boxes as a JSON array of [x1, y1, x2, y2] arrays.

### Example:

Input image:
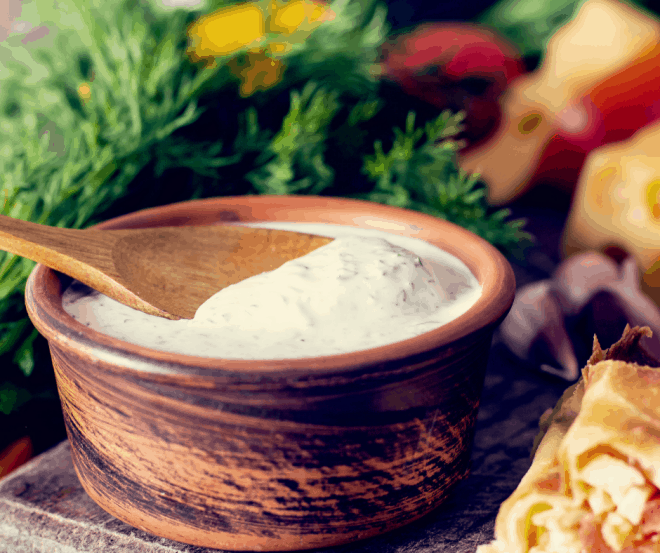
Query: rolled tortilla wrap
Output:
[[477, 326, 660, 553], [557, 359, 660, 551]]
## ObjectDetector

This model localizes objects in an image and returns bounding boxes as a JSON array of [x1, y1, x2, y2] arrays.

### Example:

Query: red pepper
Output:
[[0, 436, 33, 480], [517, 45, 660, 195], [496, 0, 660, 197]]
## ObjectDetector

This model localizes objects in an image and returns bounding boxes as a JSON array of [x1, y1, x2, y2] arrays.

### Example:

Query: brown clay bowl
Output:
[[25, 195, 515, 551]]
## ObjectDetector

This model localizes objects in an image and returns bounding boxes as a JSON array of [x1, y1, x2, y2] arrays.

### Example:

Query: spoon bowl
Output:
[[0, 215, 333, 319]]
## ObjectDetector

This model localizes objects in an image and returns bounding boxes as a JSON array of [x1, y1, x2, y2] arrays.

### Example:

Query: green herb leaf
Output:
[[360, 109, 534, 256]]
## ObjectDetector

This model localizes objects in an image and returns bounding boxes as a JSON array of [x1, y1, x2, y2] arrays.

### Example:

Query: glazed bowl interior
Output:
[[29, 195, 515, 372]]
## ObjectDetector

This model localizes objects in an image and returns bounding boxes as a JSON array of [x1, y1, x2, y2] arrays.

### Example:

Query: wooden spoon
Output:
[[0, 215, 333, 319]]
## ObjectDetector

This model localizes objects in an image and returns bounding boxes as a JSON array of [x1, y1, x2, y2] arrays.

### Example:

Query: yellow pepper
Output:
[[268, 0, 329, 35], [562, 118, 660, 305], [188, 3, 265, 60], [188, 0, 333, 95]]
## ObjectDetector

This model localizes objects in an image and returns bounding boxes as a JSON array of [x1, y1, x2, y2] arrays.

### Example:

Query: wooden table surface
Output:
[[0, 188, 581, 553]]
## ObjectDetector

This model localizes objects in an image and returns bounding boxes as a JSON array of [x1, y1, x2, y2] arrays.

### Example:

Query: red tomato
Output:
[[379, 23, 525, 149]]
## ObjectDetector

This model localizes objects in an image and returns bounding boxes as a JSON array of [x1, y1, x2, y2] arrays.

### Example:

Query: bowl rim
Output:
[[25, 195, 515, 376]]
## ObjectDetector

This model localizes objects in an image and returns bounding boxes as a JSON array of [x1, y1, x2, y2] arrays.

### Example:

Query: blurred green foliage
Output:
[[477, 0, 585, 59]]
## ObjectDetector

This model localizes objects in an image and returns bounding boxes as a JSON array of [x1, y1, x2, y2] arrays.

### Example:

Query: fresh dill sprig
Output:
[[359, 110, 534, 258]]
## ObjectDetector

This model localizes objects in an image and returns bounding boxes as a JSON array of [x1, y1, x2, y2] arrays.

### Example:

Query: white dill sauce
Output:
[[62, 222, 482, 359]]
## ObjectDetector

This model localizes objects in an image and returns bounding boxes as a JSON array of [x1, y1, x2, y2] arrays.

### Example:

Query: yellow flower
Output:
[[78, 83, 91, 103], [268, 0, 333, 36], [188, 3, 265, 60], [228, 51, 285, 96]]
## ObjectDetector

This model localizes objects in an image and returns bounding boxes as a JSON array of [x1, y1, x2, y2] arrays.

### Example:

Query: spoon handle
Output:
[[0, 214, 115, 276]]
